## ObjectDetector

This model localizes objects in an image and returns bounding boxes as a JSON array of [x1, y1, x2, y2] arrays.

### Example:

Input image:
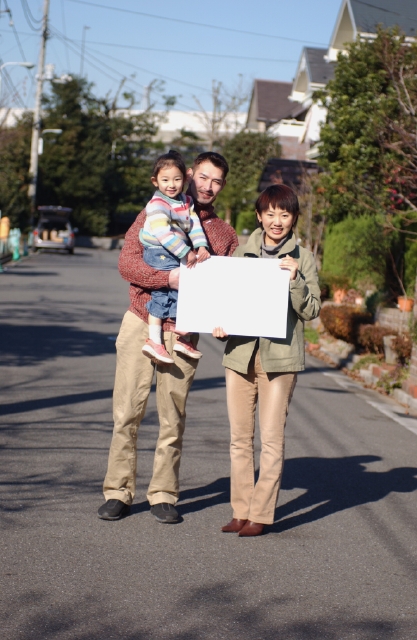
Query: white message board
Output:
[[176, 256, 290, 338]]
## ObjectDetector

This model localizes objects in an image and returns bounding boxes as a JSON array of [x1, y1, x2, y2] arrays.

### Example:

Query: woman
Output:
[[213, 184, 321, 537]]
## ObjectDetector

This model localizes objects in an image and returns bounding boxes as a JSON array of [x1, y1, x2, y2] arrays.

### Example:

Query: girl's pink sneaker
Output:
[[142, 339, 174, 364], [173, 337, 203, 360]]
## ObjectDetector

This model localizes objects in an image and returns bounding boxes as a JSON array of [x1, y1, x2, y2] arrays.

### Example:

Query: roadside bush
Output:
[[320, 305, 372, 344], [358, 325, 395, 355], [322, 215, 390, 291], [392, 334, 412, 364]]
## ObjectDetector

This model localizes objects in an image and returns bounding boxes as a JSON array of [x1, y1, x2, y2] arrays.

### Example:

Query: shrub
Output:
[[392, 334, 412, 364], [320, 305, 372, 344], [358, 325, 396, 354], [322, 215, 390, 290]]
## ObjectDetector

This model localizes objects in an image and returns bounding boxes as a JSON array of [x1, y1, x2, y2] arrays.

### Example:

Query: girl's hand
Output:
[[212, 326, 228, 338], [186, 250, 197, 268], [196, 247, 211, 263], [280, 256, 299, 281]]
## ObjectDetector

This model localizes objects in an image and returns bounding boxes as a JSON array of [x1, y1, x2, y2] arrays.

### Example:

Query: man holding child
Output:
[[98, 151, 238, 524]]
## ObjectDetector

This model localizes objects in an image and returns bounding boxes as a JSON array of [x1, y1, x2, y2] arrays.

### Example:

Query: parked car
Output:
[[32, 206, 77, 254]]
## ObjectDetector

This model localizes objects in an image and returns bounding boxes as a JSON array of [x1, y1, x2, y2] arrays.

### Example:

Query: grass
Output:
[[351, 354, 381, 371], [305, 327, 319, 344]]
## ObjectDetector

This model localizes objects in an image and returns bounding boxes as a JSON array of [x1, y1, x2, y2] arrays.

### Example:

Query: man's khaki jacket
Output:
[[222, 228, 321, 374]]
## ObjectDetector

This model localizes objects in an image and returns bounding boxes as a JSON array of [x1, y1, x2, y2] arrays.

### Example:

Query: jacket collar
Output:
[[243, 228, 296, 257]]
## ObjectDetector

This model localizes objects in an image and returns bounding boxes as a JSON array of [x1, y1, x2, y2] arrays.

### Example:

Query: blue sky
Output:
[[1, 0, 341, 111]]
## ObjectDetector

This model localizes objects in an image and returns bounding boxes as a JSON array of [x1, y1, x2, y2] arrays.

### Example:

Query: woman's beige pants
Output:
[[225, 351, 297, 525]]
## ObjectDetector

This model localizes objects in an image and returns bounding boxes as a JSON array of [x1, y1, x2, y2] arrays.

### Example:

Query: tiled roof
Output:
[[254, 80, 294, 123], [304, 48, 335, 85], [350, 0, 417, 38]]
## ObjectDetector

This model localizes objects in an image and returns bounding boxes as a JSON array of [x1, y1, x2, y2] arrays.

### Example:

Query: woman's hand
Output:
[[212, 326, 228, 339], [280, 256, 299, 281], [197, 247, 211, 263]]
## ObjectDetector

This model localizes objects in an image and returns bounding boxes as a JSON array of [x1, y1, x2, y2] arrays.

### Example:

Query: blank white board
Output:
[[175, 256, 290, 338]]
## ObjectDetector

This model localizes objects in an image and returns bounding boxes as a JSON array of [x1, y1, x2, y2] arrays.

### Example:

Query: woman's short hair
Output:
[[255, 184, 300, 226], [152, 150, 187, 181]]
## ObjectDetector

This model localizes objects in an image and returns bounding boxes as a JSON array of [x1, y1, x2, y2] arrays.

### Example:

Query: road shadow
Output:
[[0, 388, 113, 417], [0, 324, 116, 365], [273, 455, 417, 532], [1, 581, 415, 640], [171, 456, 417, 527]]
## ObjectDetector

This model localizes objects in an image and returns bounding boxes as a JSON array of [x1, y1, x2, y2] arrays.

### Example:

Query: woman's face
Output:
[[257, 206, 295, 246]]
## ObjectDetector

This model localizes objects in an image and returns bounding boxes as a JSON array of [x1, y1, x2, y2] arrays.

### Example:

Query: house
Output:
[[246, 79, 310, 160], [249, 0, 417, 163], [292, 0, 417, 156], [327, 0, 417, 62]]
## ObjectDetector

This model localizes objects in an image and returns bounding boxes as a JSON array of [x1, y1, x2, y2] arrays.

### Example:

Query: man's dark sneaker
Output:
[[97, 499, 130, 520], [150, 503, 179, 524]]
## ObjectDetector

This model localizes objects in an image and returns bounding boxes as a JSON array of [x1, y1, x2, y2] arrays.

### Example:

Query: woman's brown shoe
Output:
[[221, 518, 248, 533], [238, 521, 264, 537]]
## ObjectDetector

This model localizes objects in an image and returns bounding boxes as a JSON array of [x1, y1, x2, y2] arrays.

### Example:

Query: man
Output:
[[98, 152, 238, 523]]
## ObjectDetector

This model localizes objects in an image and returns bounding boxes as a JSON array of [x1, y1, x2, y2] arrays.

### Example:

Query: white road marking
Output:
[[322, 372, 417, 437]]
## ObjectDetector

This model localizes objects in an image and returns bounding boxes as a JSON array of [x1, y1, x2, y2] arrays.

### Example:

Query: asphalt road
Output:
[[1, 249, 417, 640]]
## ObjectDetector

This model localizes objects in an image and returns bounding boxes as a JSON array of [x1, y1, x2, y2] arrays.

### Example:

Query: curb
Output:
[[306, 343, 417, 415]]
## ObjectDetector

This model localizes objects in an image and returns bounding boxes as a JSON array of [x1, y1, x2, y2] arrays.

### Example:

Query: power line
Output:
[[20, 0, 42, 31], [0, 28, 299, 64], [0, 56, 26, 108], [66, 0, 329, 46], [86, 45, 212, 94], [78, 39, 299, 64], [21, 0, 43, 23], [50, 27, 127, 85], [51, 26, 212, 95], [2, 0, 34, 106]]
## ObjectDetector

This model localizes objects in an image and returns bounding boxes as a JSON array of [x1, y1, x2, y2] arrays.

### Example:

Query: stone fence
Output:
[[376, 307, 411, 334]]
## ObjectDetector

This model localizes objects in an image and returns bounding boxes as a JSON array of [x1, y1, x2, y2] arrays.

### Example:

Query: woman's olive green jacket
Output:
[[222, 228, 321, 374]]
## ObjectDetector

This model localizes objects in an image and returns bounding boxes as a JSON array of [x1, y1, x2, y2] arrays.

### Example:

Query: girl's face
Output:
[[152, 165, 184, 199], [257, 206, 295, 246]]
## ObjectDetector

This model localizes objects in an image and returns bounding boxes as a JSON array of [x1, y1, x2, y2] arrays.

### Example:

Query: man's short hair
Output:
[[256, 185, 300, 227], [192, 152, 229, 179]]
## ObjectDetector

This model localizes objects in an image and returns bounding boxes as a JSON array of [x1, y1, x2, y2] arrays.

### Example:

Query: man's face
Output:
[[188, 161, 226, 206]]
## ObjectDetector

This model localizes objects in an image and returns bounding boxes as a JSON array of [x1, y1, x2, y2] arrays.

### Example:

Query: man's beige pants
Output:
[[225, 350, 297, 525], [103, 311, 198, 506]]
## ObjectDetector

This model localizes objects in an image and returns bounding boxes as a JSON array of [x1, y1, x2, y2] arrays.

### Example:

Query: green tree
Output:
[[216, 131, 281, 229], [0, 113, 32, 229], [316, 29, 417, 296], [38, 77, 160, 235]]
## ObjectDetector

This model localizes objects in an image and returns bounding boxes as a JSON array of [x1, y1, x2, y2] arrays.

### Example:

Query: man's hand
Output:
[[186, 250, 198, 268], [212, 327, 228, 339], [280, 256, 299, 281], [168, 267, 180, 290], [196, 246, 211, 263]]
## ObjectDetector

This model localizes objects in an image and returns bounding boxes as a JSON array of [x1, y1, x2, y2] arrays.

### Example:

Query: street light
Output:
[[0, 61, 35, 99], [38, 129, 63, 155]]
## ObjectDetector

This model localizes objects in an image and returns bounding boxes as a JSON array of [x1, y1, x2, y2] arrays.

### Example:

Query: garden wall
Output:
[[376, 308, 411, 334]]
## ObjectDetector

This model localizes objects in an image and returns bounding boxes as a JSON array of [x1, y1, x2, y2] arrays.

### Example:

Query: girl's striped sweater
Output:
[[140, 190, 208, 259]]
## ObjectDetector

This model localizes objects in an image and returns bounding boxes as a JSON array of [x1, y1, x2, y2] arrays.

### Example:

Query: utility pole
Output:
[[28, 0, 50, 226], [80, 26, 90, 77]]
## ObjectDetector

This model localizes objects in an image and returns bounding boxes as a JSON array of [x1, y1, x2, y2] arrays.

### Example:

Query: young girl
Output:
[[140, 151, 210, 365], [213, 184, 321, 537]]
